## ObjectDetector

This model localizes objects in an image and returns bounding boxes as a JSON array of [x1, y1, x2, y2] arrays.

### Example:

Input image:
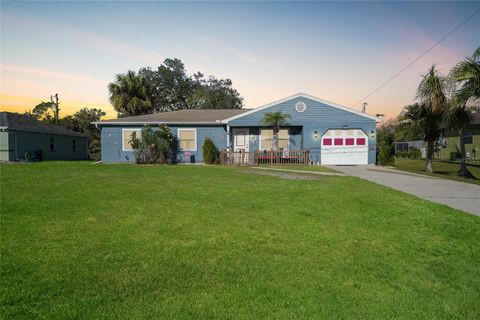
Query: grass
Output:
[[263, 165, 337, 173], [1, 162, 479, 319], [395, 158, 480, 185]]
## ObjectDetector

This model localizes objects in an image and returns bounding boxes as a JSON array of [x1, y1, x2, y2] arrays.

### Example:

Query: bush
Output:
[[408, 148, 421, 159], [450, 146, 461, 160], [130, 125, 176, 164], [202, 138, 219, 164], [377, 129, 395, 166]]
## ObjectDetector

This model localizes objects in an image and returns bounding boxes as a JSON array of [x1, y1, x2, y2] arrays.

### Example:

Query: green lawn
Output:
[[1, 162, 479, 319], [395, 158, 480, 185]]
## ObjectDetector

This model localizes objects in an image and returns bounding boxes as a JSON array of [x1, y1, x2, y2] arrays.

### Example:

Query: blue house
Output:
[[95, 93, 379, 165]]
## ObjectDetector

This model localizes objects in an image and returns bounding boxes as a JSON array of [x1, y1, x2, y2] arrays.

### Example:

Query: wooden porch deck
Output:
[[220, 150, 310, 166]]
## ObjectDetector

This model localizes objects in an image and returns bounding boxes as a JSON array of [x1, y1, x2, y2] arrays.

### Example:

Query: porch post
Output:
[[226, 124, 231, 151]]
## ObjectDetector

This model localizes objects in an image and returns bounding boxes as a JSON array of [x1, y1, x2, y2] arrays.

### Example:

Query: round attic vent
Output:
[[295, 101, 306, 112]]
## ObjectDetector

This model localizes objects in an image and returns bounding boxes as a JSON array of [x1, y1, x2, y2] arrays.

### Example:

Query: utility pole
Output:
[[50, 93, 60, 126], [361, 102, 368, 114]]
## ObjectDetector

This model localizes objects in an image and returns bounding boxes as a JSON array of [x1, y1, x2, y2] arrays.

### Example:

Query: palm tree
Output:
[[400, 65, 448, 174], [108, 70, 152, 117], [447, 47, 480, 178], [262, 111, 291, 150]]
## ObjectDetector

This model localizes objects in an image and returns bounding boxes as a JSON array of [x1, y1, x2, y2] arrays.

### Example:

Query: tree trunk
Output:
[[426, 140, 434, 175], [457, 129, 475, 178], [272, 128, 279, 151]]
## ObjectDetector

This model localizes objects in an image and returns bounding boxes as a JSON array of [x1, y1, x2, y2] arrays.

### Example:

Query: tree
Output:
[[397, 66, 448, 174], [192, 76, 243, 110], [30, 94, 60, 125], [108, 70, 152, 117], [377, 119, 397, 166], [61, 108, 106, 160], [136, 58, 243, 113], [398, 102, 445, 174], [139, 59, 195, 112], [202, 138, 220, 164], [262, 112, 291, 150], [130, 125, 176, 164], [446, 47, 480, 178]]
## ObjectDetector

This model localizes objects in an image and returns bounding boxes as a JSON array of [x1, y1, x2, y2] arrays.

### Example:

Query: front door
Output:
[[233, 128, 249, 152]]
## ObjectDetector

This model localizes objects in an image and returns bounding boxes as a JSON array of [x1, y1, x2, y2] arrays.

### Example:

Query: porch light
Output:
[[314, 130, 319, 139], [250, 134, 255, 140], [370, 130, 375, 138]]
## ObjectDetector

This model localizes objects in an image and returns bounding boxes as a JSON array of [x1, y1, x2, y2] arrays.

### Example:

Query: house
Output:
[[394, 140, 427, 158], [0, 112, 89, 161], [94, 93, 380, 165], [438, 112, 480, 161]]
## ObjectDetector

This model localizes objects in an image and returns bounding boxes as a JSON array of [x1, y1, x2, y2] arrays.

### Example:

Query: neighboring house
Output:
[[94, 93, 379, 165], [394, 140, 427, 158], [438, 112, 480, 161], [0, 112, 89, 161]]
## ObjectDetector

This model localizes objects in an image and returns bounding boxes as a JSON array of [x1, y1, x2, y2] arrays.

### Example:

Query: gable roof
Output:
[[0, 112, 88, 137], [94, 109, 249, 125], [221, 92, 380, 123]]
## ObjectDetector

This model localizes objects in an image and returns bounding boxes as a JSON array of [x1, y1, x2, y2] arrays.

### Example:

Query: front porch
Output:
[[220, 149, 310, 166]]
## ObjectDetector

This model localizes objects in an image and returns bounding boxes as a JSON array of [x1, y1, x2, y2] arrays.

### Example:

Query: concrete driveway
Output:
[[327, 165, 480, 216]]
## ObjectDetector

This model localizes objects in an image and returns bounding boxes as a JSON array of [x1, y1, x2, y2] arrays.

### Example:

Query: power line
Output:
[[352, 7, 480, 108]]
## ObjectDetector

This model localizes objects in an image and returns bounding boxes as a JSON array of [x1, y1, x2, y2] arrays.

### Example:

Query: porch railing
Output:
[[220, 149, 309, 166]]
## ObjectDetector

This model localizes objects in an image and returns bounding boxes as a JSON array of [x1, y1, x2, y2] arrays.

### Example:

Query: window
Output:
[[345, 138, 355, 145], [235, 131, 246, 147], [356, 138, 366, 145], [323, 138, 332, 146], [122, 128, 141, 151], [72, 139, 76, 151], [395, 142, 408, 153], [278, 129, 289, 149], [178, 128, 197, 151], [464, 131, 473, 144], [295, 101, 306, 112], [334, 138, 343, 145], [260, 129, 289, 150], [49, 137, 55, 151]]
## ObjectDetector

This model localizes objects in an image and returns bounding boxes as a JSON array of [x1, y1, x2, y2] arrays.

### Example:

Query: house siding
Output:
[[100, 125, 227, 163], [228, 96, 377, 163], [0, 132, 15, 161], [1, 130, 88, 161], [438, 126, 480, 160]]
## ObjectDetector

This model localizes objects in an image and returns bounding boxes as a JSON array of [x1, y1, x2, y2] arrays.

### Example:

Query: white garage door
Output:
[[321, 129, 368, 165]]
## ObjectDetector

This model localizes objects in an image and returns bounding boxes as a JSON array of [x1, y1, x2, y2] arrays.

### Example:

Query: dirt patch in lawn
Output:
[[242, 169, 319, 180]]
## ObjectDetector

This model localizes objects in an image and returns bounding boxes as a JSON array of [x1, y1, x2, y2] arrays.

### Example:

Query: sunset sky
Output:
[[1, 1, 479, 119]]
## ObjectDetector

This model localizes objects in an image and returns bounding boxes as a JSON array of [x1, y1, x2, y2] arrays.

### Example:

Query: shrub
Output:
[[202, 138, 219, 164], [450, 146, 462, 160], [408, 148, 421, 159], [377, 128, 395, 166], [130, 125, 176, 164]]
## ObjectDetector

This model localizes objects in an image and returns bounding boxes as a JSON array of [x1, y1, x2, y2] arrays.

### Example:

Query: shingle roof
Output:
[[0, 112, 88, 137], [95, 109, 250, 125]]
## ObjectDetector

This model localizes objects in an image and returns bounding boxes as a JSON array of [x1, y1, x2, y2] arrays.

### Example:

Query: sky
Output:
[[1, 1, 479, 119]]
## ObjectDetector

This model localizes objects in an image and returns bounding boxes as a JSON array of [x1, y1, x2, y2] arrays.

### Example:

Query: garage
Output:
[[321, 129, 368, 165]]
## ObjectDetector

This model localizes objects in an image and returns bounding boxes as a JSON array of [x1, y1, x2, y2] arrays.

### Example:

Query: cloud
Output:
[[5, 14, 165, 65], [1, 64, 108, 86], [173, 27, 283, 71]]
